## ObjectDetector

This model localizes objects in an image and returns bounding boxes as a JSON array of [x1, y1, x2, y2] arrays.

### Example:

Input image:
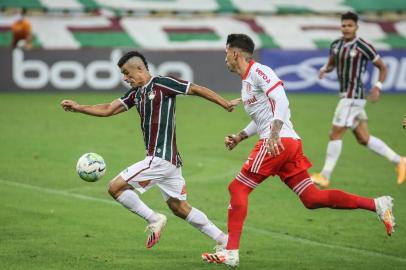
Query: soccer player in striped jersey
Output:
[[61, 51, 240, 252], [311, 12, 406, 187], [201, 34, 395, 268]]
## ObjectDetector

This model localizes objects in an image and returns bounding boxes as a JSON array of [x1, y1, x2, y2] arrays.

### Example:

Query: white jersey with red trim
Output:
[[241, 60, 299, 139]]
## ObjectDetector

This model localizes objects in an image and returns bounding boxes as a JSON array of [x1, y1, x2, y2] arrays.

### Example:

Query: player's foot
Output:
[[311, 173, 330, 188], [374, 196, 395, 236], [145, 213, 167, 248], [396, 157, 406, 184], [202, 249, 239, 268]]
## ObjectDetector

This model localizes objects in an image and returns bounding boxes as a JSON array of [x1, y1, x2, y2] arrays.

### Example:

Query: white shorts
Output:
[[118, 156, 187, 201], [332, 98, 368, 129]]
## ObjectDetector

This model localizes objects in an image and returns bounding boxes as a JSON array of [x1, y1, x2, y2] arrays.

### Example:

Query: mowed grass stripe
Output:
[[2, 178, 405, 264]]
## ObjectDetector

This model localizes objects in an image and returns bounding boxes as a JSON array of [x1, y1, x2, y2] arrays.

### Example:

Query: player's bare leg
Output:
[[353, 121, 405, 184], [166, 198, 227, 248], [108, 176, 166, 248], [311, 125, 346, 187]]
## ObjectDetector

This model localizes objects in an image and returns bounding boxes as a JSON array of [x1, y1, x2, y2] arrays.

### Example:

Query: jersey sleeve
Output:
[[155, 76, 191, 96], [243, 121, 258, 137], [358, 38, 380, 62], [119, 88, 137, 110], [267, 86, 290, 122]]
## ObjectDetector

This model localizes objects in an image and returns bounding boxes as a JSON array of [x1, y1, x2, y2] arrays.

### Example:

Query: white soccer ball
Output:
[[76, 153, 106, 182]]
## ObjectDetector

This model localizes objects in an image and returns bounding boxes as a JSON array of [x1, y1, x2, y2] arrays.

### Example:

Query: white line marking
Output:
[[1, 179, 405, 263]]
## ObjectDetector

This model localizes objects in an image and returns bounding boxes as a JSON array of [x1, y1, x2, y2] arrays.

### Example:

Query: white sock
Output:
[[367, 136, 401, 164], [186, 207, 227, 245], [321, 140, 342, 180], [116, 190, 159, 224]]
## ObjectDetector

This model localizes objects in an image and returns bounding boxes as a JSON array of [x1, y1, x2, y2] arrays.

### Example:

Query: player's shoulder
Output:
[[250, 61, 278, 82], [330, 37, 343, 47], [356, 37, 375, 47], [156, 75, 188, 85]]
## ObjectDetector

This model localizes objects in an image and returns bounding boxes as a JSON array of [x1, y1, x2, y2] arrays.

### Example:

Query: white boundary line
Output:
[[1, 179, 405, 263]]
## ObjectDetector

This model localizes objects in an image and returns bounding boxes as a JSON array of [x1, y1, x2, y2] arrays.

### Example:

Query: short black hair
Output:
[[117, 51, 149, 70], [226, 34, 255, 54], [341, 12, 358, 23]]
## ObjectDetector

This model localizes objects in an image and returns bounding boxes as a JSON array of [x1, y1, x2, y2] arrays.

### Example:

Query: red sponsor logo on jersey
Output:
[[256, 68, 271, 84], [244, 95, 257, 105]]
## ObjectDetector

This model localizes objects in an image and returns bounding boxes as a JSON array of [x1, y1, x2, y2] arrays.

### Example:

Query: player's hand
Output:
[[225, 134, 241, 150], [61, 99, 80, 112], [225, 98, 242, 112], [368, 87, 380, 103], [403, 114, 406, 129], [319, 66, 327, 79], [266, 136, 285, 157]]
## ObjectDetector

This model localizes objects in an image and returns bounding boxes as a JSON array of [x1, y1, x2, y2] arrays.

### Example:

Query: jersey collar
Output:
[[242, 60, 255, 80]]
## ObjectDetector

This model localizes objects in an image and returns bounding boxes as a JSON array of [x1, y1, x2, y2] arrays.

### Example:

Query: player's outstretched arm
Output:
[[60, 99, 125, 117], [188, 83, 241, 112]]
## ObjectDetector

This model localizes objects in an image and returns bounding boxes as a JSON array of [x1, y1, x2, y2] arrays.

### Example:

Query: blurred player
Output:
[[11, 8, 33, 49], [311, 12, 406, 187], [201, 34, 395, 268], [61, 51, 240, 251], [403, 114, 406, 129]]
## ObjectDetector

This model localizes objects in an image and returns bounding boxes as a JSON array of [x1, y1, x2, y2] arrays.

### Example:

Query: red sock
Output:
[[226, 179, 253, 250], [285, 171, 376, 211]]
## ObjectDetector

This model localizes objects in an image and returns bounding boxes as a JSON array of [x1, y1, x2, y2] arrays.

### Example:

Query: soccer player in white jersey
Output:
[[201, 34, 396, 268], [311, 12, 406, 187], [61, 51, 240, 252]]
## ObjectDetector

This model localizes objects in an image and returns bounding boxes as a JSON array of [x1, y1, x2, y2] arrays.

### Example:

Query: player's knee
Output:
[[107, 179, 118, 198], [107, 178, 126, 199]]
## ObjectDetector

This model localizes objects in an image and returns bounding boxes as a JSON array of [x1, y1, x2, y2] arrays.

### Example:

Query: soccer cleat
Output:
[[202, 249, 239, 268], [145, 213, 167, 248], [374, 196, 395, 236], [396, 157, 406, 184], [310, 173, 330, 188]]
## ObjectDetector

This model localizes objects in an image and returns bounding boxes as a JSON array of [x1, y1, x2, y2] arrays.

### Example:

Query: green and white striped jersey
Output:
[[120, 76, 190, 167], [330, 37, 379, 99]]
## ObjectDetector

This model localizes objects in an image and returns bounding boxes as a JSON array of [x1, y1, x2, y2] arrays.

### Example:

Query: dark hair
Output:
[[117, 51, 149, 70], [341, 12, 358, 23], [226, 34, 255, 54]]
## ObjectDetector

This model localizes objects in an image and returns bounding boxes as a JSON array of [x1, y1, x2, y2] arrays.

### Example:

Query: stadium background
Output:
[[1, 1, 405, 269]]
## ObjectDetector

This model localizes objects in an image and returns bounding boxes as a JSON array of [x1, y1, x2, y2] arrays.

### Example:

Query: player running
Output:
[[201, 34, 395, 268], [311, 12, 406, 187], [61, 51, 239, 252]]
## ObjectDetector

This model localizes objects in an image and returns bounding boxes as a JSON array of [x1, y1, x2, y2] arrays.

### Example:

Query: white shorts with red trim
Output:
[[118, 156, 187, 201]]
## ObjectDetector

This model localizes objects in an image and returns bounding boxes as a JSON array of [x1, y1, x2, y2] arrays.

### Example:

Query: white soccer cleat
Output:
[[202, 249, 239, 268], [145, 213, 167, 248], [374, 196, 395, 236]]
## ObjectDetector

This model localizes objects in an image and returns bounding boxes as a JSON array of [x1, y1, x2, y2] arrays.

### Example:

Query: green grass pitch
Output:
[[0, 92, 405, 270]]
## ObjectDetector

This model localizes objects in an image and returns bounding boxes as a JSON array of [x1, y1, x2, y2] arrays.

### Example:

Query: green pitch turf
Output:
[[0, 92, 405, 270]]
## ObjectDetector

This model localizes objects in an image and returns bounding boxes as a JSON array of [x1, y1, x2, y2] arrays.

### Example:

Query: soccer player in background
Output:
[[403, 114, 406, 129], [11, 8, 32, 49], [201, 34, 395, 268], [61, 51, 240, 251], [311, 12, 406, 187]]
